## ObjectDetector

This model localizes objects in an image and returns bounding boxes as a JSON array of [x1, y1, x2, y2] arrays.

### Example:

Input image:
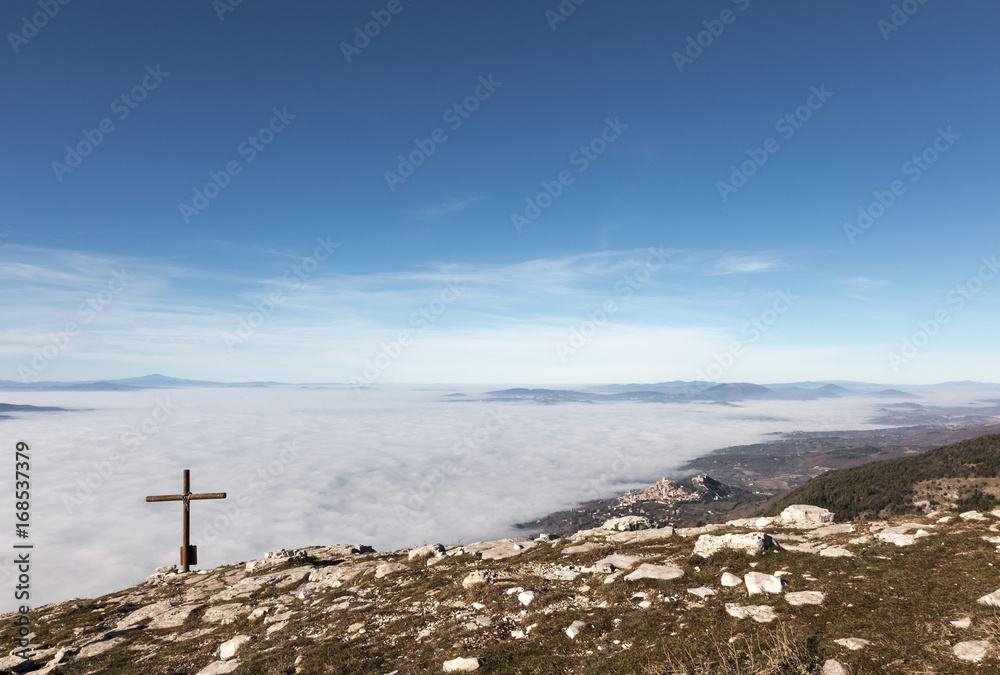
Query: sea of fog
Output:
[[0, 386, 989, 610]]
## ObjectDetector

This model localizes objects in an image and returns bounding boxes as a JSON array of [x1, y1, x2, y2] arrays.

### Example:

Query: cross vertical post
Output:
[[182, 469, 191, 571], [146, 469, 227, 573]]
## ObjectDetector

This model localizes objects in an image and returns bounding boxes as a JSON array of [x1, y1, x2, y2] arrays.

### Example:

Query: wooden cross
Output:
[[145, 469, 226, 572]]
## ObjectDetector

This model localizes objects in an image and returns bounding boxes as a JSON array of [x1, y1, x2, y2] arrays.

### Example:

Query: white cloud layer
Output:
[[1, 386, 982, 611]]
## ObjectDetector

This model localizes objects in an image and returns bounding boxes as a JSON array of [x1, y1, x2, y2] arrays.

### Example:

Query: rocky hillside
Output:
[[5, 504, 1000, 673], [746, 434, 1000, 522]]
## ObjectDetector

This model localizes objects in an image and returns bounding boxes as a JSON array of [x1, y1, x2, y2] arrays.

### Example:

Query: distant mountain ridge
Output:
[[482, 382, 929, 403]]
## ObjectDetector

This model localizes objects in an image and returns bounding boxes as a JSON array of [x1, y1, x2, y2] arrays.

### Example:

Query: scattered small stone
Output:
[[950, 617, 972, 629], [687, 587, 715, 599], [819, 546, 854, 558], [720, 572, 742, 587], [834, 637, 870, 651], [517, 591, 537, 606], [566, 620, 587, 639]]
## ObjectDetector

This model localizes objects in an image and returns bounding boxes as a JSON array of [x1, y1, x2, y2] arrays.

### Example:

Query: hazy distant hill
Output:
[[700, 382, 777, 400], [0, 374, 281, 391]]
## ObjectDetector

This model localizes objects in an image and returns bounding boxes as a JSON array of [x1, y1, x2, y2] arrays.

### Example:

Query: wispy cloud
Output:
[[1, 243, 820, 382], [411, 196, 483, 218], [708, 255, 782, 275]]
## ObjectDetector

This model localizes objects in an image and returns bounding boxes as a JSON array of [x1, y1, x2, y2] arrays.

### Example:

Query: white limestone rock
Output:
[[589, 554, 640, 573], [375, 562, 408, 578], [601, 515, 651, 531], [196, 661, 240, 675], [219, 635, 251, 661], [607, 526, 675, 544], [951, 617, 972, 629], [566, 620, 587, 638], [954, 641, 989, 662], [834, 637, 870, 651], [778, 505, 835, 527], [744, 572, 786, 595], [819, 546, 854, 558], [623, 564, 685, 582], [960, 510, 988, 521], [821, 659, 848, 675], [784, 591, 825, 606], [725, 517, 776, 528], [202, 603, 251, 624], [875, 522, 934, 547], [443, 656, 482, 672], [461, 569, 512, 589], [693, 532, 779, 558], [725, 603, 777, 623], [676, 523, 723, 537], [720, 572, 742, 587], [977, 588, 1000, 606], [517, 591, 538, 606], [687, 587, 715, 599], [807, 523, 855, 538], [409, 544, 445, 561]]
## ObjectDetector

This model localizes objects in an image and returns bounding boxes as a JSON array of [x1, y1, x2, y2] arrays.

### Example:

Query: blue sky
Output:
[[1, 0, 998, 384]]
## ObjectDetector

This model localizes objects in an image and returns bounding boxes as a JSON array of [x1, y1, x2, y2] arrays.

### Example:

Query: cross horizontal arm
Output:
[[145, 492, 227, 502]]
